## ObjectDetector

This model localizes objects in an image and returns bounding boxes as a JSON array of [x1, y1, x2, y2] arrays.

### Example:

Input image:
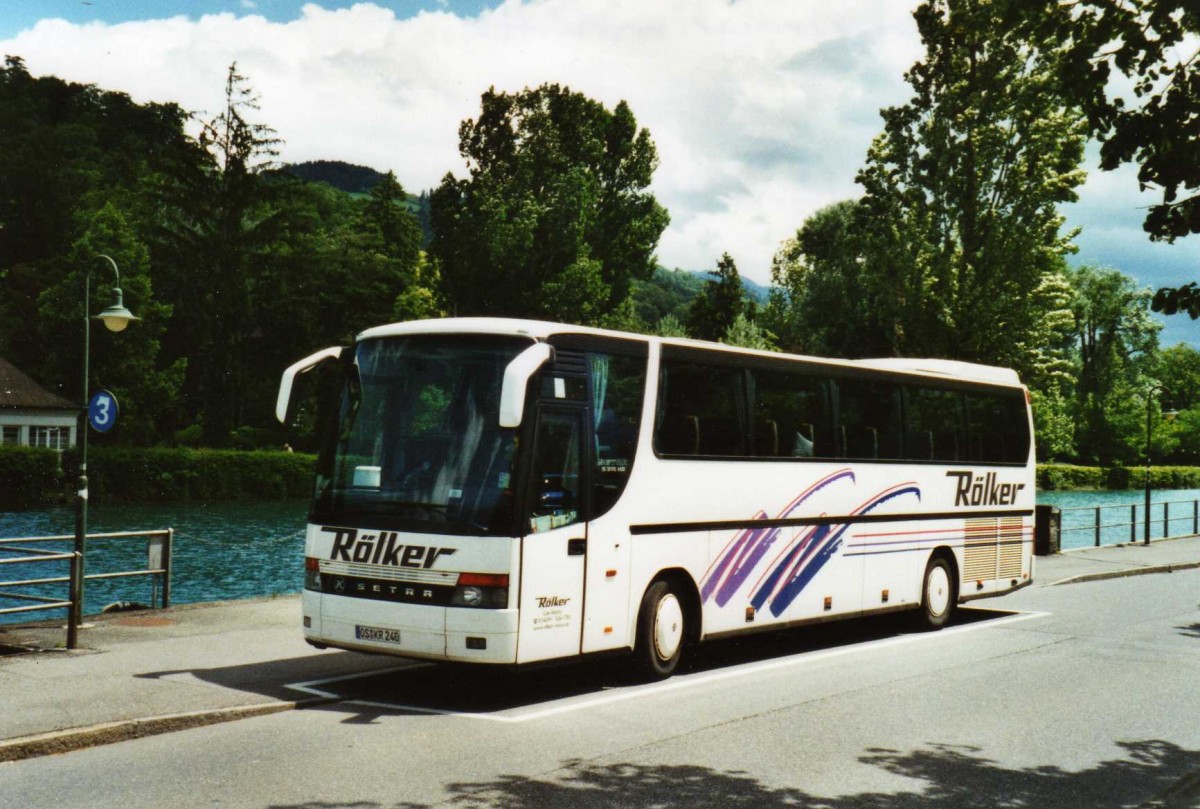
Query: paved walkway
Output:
[[2, 535, 1199, 762]]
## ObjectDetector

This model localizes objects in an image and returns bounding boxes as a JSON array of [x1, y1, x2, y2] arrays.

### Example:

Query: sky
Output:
[[1, 0, 1197, 347]]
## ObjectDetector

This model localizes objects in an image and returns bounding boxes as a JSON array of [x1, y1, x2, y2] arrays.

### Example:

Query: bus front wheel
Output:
[[633, 579, 686, 680], [918, 556, 956, 630]]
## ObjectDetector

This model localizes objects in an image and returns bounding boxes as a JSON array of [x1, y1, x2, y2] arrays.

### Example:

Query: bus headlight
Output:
[[304, 557, 321, 591], [450, 573, 509, 609], [456, 586, 484, 606]]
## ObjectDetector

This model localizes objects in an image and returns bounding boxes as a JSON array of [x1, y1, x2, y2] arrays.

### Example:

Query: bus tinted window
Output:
[[751, 369, 833, 458], [592, 353, 646, 515], [655, 360, 748, 457], [905, 386, 964, 462], [836, 379, 904, 460], [966, 390, 1030, 463]]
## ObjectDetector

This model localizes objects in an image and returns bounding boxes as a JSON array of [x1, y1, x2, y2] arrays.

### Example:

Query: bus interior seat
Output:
[[863, 427, 879, 459], [755, 419, 779, 457], [792, 422, 815, 457]]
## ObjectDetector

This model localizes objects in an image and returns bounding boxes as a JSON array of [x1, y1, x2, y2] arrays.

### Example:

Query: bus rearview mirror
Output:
[[499, 343, 554, 428], [276, 346, 343, 424]]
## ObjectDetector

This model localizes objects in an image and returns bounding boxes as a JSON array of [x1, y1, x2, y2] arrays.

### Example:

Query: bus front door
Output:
[[516, 406, 588, 663]]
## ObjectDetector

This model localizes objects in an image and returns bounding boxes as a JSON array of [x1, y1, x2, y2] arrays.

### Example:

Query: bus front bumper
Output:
[[303, 591, 519, 664]]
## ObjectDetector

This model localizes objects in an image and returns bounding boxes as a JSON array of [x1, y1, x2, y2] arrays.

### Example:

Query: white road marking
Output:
[[284, 610, 1050, 723]]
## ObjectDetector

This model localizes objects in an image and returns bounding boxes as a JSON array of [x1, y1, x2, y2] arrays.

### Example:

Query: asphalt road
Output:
[[4, 569, 1199, 809]]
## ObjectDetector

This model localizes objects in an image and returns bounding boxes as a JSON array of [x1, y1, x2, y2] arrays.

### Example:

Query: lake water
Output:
[[0, 500, 307, 624], [3, 489, 1198, 623], [1038, 489, 1200, 550]]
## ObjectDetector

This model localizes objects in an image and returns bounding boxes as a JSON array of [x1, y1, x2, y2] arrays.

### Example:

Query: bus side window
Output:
[[528, 411, 582, 533], [655, 359, 747, 457], [966, 390, 1029, 463], [749, 368, 831, 459], [590, 353, 646, 516], [837, 379, 903, 460], [905, 386, 964, 462]]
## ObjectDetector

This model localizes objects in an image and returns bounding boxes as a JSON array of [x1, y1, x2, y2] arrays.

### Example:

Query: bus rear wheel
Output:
[[633, 579, 686, 680], [918, 556, 956, 630]]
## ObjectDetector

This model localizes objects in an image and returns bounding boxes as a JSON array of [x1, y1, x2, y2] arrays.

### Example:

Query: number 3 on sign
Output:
[[88, 389, 119, 433]]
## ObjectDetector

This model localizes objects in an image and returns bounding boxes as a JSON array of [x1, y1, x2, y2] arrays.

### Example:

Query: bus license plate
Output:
[[355, 625, 401, 643]]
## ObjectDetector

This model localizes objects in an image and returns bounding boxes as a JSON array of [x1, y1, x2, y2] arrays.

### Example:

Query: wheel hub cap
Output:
[[654, 594, 684, 661], [928, 565, 950, 617]]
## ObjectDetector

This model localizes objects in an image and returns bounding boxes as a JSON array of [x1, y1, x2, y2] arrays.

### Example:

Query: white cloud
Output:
[[3, 0, 1190, 307], [0, 1, 922, 283]]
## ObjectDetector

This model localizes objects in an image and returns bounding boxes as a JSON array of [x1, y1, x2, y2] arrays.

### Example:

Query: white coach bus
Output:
[[276, 318, 1034, 679]]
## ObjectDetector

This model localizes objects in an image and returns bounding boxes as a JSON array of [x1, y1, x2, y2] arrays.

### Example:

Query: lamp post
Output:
[[67, 254, 139, 650], [1142, 383, 1179, 546]]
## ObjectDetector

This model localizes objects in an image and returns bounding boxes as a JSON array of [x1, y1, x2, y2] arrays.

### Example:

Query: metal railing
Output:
[[1058, 500, 1200, 549], [0, 529, 173, 626]]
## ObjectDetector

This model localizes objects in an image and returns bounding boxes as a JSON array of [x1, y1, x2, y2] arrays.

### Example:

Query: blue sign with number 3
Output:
[[88, 389, 119, 433]]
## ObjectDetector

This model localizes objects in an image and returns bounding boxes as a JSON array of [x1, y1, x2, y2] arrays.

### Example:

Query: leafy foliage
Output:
[[687, 253, 748, 342], [854, 0, 1086, 373], [0, 59, 436, 451], [0, 445, 64, 508], [430, 84, 668, 325], [282, 160, 387, 194], [1007, 2, 1200, 311]]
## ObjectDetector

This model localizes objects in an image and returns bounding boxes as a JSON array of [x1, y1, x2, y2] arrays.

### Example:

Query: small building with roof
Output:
[[0, 356, 78, 449]]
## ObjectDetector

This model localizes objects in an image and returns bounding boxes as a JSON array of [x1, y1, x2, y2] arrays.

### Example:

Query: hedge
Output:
[[2, 446, 317, 507], [1036, 464, 1200, 491], [10, 446, 1200, 508], [0, 444, 65, 508], [58, 447, 318, 503]]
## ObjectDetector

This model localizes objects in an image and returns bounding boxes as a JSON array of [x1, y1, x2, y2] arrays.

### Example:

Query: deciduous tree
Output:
[[1007, 1, 1200, 315], [855, 0, 1086, 377], [430, 84, 668, 325]]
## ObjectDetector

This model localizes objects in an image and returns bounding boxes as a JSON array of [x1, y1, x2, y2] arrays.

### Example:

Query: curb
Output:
[[1048, 560, 1200, 587], [0, 697, 337, 763]]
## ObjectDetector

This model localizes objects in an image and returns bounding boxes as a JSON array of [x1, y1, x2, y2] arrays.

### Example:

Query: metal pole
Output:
[[67, 270, 91, 650], [162, 528, 173, 609], [1095, 507, 1101, 547], [1144, 385, 1159, 546], [1164, 501, 1170, 539], [1131, 504, 1137, 544]]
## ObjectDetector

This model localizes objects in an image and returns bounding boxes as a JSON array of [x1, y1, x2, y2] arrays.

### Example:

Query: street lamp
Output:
[[1143, 383, 1179, 547], [67, 254, 139, 650]]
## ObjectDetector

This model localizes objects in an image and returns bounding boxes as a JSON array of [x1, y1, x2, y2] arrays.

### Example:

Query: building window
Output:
[[30, 426, 69, 450], [1, 426, 19, 445]]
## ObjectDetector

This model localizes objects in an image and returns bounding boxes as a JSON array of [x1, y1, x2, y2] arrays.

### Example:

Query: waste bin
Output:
[[1034, 504, 1060, 556]]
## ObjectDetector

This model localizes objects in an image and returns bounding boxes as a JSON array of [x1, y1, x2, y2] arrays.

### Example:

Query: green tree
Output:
[[686, 253, 746, 342], [855, 0, 1087, 376], [764, 200, 882, 356], [1029, 388, 1076, 461], [1068, 265, 1161, 463], [1156, 344, 1200, 410], [1006, 2, 1200, 316], [721, 313, 778, 352], [0, 56, 195, 388], [364, 171, 422, 270], [430, 84, 668, 324], [654, 313, 688, 338], [152, 62, 283, 444]]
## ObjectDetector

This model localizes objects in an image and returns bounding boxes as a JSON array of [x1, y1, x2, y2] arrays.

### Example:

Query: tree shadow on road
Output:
[[265, 739, 1200, 809]]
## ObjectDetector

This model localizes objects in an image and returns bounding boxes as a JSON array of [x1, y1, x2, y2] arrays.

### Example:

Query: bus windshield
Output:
[[311, 334, 533, 536]]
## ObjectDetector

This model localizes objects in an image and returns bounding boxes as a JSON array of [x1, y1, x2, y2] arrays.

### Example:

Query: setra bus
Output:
[[276, 317, 1034, 679]]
